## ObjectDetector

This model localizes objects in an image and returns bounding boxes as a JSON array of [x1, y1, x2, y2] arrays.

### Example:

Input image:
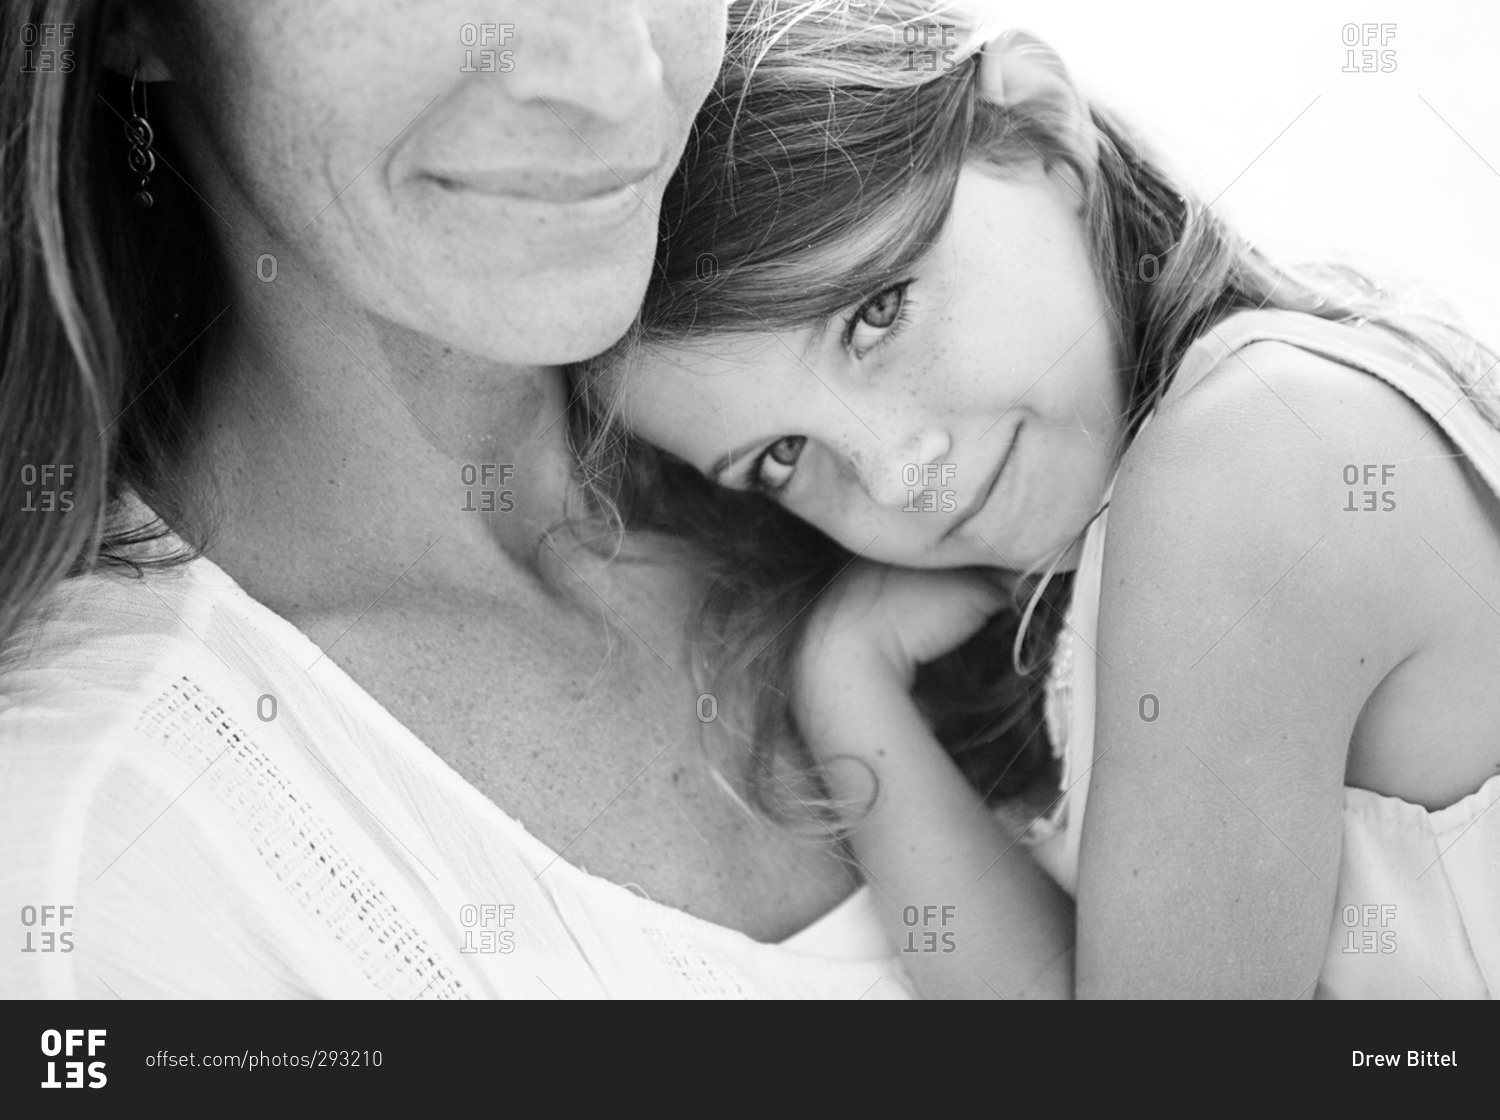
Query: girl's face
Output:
[[136, 0, 725, 365], [618, 162, 1127, 573]]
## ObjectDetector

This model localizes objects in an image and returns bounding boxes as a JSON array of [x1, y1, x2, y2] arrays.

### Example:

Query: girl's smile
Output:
[[617, 160, 1128, 573]]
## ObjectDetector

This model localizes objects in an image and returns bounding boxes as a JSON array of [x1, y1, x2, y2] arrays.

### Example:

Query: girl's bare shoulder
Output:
[[1102, 335, 1500, 677], [1115, 335, 1496, 579], [1101, 334, 1500, 808]]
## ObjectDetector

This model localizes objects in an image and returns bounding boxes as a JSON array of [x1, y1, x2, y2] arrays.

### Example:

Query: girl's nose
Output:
[[864, 428, 952, 507]]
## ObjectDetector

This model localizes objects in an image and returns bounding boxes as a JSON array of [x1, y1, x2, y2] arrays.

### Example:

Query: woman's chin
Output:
[[420, 276, 649, 368]]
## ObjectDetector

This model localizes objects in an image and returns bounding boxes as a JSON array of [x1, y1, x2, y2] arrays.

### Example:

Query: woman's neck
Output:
[[181, 278, 581, 617]]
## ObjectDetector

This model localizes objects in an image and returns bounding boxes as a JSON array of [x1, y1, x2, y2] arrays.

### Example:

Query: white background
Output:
[[968, 0, 1500, 347]]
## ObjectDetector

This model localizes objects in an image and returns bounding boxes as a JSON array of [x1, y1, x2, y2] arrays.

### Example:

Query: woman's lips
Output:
[[428, 161, 660, 202]]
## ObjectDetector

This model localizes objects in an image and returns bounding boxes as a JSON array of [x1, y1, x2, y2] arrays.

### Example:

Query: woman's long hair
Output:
[[568, 0, 1500, 832], [2, 0, 224, 647]]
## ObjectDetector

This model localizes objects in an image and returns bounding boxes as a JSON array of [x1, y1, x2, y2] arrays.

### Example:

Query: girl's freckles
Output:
[[887, 349, 940, 399]]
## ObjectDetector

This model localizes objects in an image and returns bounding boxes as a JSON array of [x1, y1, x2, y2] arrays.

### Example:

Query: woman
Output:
[[1, 1, 911, 998]]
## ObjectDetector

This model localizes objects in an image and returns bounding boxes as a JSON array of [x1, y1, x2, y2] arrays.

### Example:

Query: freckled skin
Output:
[[132, 0, 723, 365], [101, 6, 866, 942], [621, 161, 1129, 573]]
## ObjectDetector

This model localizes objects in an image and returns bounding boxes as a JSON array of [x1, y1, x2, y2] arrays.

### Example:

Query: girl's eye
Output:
[[845, 280, 913, 357], [753, 435, 806, 492]]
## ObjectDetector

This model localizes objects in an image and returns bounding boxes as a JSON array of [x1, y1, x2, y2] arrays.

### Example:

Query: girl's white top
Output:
[[1, 518, 911, 999], [1029, 308, 1500, 999]]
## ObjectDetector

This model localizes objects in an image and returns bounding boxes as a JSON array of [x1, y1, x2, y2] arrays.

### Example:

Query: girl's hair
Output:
[[2, 0, 224, 647], [568, 0, 1500, 831]]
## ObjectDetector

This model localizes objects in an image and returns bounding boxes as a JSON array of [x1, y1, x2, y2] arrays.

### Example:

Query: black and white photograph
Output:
[[1, 0, 1495, 1087]]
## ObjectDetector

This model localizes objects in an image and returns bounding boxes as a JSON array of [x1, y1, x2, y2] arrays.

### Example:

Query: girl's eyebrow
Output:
[[709, 437, 765, 481]]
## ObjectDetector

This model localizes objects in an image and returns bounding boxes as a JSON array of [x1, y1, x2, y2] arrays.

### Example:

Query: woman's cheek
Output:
[[658, 0, 727, 108]]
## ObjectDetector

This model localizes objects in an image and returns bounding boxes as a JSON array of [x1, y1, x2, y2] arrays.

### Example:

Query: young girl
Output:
[[572, 0, 1500, 997]]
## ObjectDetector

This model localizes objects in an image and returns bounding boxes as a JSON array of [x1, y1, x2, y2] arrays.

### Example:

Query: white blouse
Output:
[[1, 527, 913, 999]]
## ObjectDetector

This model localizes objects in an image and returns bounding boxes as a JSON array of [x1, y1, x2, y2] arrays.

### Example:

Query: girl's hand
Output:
[[792, 562, 1012, 754], [798, 562, 1013, 683], [788, 561, 1077, 999]]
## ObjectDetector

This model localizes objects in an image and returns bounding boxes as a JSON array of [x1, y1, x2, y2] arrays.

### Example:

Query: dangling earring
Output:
[[125, 70, 155, 208]]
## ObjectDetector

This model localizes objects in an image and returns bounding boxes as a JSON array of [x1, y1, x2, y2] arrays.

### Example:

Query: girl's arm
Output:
[[1079, 343, 1436, 997], [794, 567, 1074, 999], [795, 344, 1465, 999]]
